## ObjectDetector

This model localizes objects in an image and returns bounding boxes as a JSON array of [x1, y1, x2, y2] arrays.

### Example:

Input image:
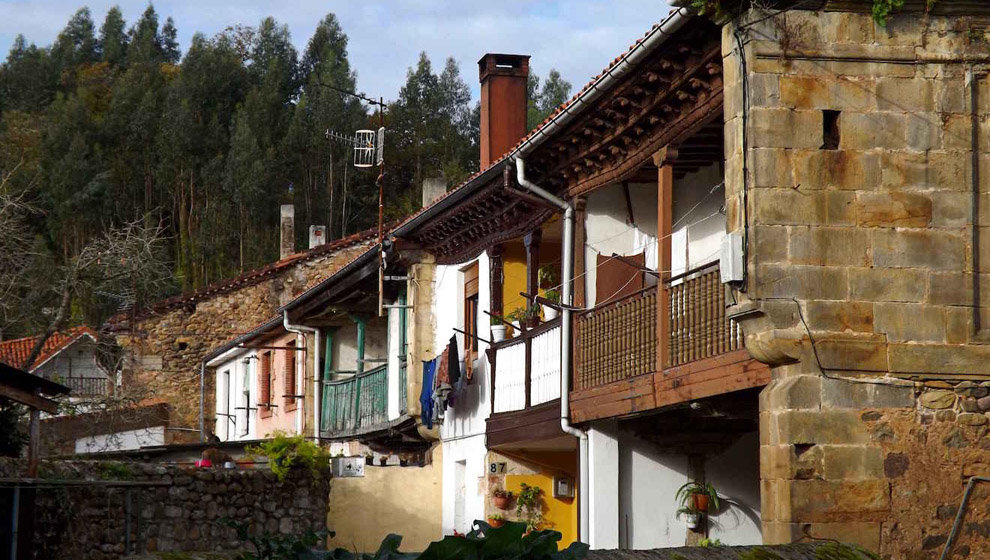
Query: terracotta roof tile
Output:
[[0, 326, 98, 371]]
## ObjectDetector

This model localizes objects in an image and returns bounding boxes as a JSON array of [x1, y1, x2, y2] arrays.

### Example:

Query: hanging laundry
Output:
[[420, 359, 437, 429], [436, 347, 451, 385], [448, 335, 462, 384]]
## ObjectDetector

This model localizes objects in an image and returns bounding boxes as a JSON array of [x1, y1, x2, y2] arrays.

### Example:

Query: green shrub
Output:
[[246, 431, 329, 482]]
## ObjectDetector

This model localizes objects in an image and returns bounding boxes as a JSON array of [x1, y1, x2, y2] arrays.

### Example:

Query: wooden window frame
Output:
[[284, 341, 297, 412], [463, 262, 480, 372], [259, 351, 273, 418]]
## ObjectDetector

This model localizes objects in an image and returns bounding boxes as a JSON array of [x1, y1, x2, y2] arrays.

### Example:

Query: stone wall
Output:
[[0, 459, 330, 560], [721, 7, 990, 558], [112, 236, 375, 437]]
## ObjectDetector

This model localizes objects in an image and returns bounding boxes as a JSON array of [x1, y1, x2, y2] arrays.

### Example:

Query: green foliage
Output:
[[543, 289, 561, 305], [871, 0, 905, 27], [675, 480, 721, 512], [221, 518, 325, 560], [307, 521, 588, 560], [97, 461, 134, 480], [698, 538, 723, 547], [515, 483, 545, 531], [527, 70, 573, 131], [246, 431, 329, 481], [813, 542, 880, 560]]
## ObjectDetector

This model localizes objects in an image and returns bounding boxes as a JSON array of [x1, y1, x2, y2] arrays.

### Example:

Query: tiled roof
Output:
[[391, 8, 688, 237], [0, 326, 98, 371], [108, 225, 382, 326]]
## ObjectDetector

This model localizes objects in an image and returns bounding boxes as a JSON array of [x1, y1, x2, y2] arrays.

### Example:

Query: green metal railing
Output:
[[399, 361, 408, 414], [321, 364, 388, 434]]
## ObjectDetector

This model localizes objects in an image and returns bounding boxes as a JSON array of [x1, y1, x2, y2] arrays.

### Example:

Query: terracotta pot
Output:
[[692, 492, 710, 512], [487, 517, 505, 528], [493, 495, 511, 510]]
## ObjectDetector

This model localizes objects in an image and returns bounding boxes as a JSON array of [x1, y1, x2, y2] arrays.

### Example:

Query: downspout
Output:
[[515, 157, 589, 543], [199, 361, 206, 443], [283, 311, 319, 438]]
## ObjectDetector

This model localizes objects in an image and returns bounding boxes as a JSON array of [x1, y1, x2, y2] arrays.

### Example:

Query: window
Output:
[[259, 351, 272, 418], [463, 263, 479, 353], [284, 341, 297, 411]]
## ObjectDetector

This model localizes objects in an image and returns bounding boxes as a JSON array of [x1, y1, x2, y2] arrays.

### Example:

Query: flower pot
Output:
[[223, 461, 236, 469], [510, 321, 521, 337], [491, 325, 507, 343], [683, 513, 702, 529], [542, 305, 559, 321], [493, 495, 511, 510], [487, 517, 505, 528], [692, 492, 710, 513]]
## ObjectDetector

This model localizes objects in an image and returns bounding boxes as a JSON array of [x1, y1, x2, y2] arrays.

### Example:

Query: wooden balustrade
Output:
[[321, 365, 388, 435], [63, 376, 110, 396], [574, 288, 656, 390], [665, 263, 742, 368], [574, 262, 742, 390], [491, 318, 562, 414]]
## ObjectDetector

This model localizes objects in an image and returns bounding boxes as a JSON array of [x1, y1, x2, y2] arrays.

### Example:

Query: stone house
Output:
[[107, 219, 378, 441], [380, 2, 989, 558]]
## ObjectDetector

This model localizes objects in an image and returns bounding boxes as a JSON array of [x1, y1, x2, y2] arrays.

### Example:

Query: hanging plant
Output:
[[514, 483, 545, 531]]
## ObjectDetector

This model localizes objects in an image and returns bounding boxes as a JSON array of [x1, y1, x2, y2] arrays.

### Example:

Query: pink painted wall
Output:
[[257, 332, 303, 437]]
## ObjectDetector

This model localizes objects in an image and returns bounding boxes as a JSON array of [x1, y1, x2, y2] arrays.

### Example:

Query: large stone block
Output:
[[814, 336, 890, 372], [827, 190, 858, 225], [755, 264, 848, 300], [821, 376, 915, 409], [848, 267, 927, 302], [806, 300, 874, 333], [774, 409, 871, 446], [752, 188, 827, 225], [753, 225, 789, 264], [821, 445, 884, 480], [780, 75, 830, 109], [789, 226, 871, 267], [876, 78, 934, 112], [931, 191, 973, 227], [874, 302, 946, 343], [751, 148, 793, 188], [750, 107, 824, 149], [764, 374, 822, 411], [840, 112, 906, 150], [888, 343, 990, 375], [873, 229, 965, 271], [791, 150, 881, 191], [856, 192, 932, 228]]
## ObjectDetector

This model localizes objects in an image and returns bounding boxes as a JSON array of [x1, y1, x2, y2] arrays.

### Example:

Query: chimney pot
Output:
[[422, 177, 447, 209], [309, 225, 327, 249], [280, 205, 295, 259], [479, 53, 530, 170]]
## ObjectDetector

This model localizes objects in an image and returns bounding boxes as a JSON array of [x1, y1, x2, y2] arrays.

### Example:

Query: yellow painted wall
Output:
[[502, 242, 528, 317], [328, 445, 443, 552], [504, 471, 577, 547]]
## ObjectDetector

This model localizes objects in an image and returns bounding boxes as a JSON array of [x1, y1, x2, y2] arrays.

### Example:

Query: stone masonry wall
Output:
[[114, 240, 374, 438], [721, 7, 990, 559], [0, 459, 330, 560]]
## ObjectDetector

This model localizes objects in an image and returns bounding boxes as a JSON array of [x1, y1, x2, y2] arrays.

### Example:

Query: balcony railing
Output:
[[574, 288, 656, 390], [574, 262, 741, 391], [63, 376, 111, 397], [321, 365, 388, 435], [666, 262, 743, 367], [492, 318, 562, 414]]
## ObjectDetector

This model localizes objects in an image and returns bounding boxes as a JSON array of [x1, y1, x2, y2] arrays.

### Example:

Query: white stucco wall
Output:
[[75, 425, 166, 454], [435, 254, 494, 535], [583, 163, 725, 308], [705, 431, 762, 545], [213, 349, 257, 441], [586, 420, 761, 549]]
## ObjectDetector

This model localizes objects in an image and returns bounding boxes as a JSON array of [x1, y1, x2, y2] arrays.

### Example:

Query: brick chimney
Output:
[[478, 53, 530, 169], [280, 204, 295, 259]]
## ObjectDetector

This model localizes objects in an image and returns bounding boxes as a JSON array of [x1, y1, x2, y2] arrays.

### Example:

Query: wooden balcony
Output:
[[571, 262, 768, 423], [487, 318, 570, 448], [320, 365, 388, 437]]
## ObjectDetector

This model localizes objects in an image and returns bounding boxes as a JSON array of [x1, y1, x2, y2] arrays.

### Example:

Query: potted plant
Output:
[[492, 488, 513, 510], [542, 289, 561, 321], [506, 308, 524, 337], [676, 480, 720, 514], [490, 315, 507, 343], [515, 483, 545, 531], [677, 506, 702, 530], [486, 513, 505, 528]]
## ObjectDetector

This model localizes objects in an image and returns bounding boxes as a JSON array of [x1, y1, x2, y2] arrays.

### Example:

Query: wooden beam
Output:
[[0, 383, 59, 414], [654, 146, 676, 373]]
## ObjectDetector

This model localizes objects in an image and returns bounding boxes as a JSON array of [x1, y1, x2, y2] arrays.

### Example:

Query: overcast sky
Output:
[[0, 1, 672, 102]]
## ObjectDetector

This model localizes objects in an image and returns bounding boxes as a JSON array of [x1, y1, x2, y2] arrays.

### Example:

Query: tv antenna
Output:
[[318, 82, 387, 316]]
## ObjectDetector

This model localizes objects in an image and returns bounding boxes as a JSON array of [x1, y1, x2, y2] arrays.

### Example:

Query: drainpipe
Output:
[[283, 311, 319, 438], [515, 157, 589, 543], [199, 361, 206, 443]]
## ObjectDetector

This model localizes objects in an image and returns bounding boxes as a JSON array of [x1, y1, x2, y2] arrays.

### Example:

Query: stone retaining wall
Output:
[[0, 460, 329, 560]]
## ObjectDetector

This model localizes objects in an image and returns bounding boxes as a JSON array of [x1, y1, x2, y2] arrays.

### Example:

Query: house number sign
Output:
[[489, 461, 507, 474]]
